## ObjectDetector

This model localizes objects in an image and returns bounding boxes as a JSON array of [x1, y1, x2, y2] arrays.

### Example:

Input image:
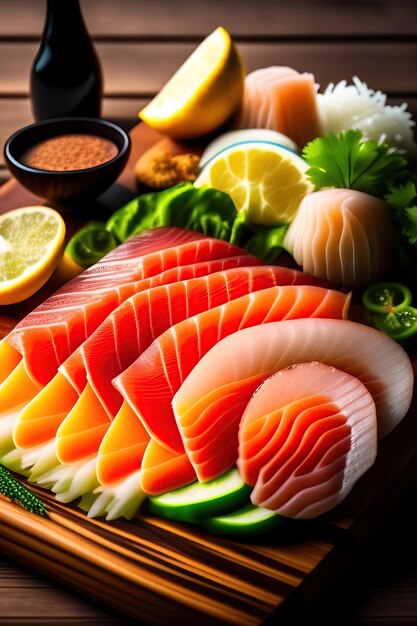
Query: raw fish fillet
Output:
[[115, 286, 350, 459], [93, 274, 336, 489], [55, 265, 327, 466], [238, 362, 377, 518], [284, 189, 392, 287], [139, 440, 196, 496], [5, 227, 245, 388], [237, 66, 322, 147], [65, 254, 262, 394], [172, 319, 413, 481], [67, 264, 326, 418], [14, 255, 262, 450], [95, 401, 151, 486]]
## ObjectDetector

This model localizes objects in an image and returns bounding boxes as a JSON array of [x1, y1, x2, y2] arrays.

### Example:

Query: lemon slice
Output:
[[195, 141, 314, 225], [139, 27, 244, 139], [0, 206, 66, 305]]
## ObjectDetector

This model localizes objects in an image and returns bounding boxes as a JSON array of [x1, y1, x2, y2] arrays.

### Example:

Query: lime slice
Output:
[[0, 206, 65, 305], [194, 141, 313, 225], [372, 306, 417, 341], [139, 27, 244, 139], [362, 282, 413, 314]]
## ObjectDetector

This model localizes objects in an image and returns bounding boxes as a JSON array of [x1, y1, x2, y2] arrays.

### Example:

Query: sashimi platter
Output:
[[0, 26, 417, 623]]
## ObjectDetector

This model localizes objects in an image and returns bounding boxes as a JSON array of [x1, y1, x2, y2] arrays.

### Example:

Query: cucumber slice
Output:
[[147, 468, 251, 523], [202, 504, 285, 538]]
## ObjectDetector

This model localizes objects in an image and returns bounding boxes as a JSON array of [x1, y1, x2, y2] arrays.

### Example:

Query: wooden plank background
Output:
[[0, 0, 416, 184], [0, 0, 417, 624]]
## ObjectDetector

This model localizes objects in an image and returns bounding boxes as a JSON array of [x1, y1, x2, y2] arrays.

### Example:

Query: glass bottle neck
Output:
[[44, 0, 88, 39]]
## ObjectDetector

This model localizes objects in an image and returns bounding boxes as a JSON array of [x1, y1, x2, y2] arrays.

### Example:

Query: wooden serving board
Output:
[[0, 122, 416, 624]]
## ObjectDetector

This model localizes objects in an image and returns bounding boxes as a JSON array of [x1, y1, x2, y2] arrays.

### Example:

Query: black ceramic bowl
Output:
[[3, 117, 131, 203]]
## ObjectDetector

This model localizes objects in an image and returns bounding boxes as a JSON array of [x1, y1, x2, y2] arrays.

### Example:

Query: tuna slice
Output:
[[113, 285, 351, 486], [172, 319, 413, 482], [238, 362, 377, 519], [5, 227, 248, 388], [237, 66, 322, 147]]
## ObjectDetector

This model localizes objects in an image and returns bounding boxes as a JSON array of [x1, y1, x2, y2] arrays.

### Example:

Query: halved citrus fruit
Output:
[[139, 27, 244, 139], [199, 128, 298, 168], [195, 141, 313, 225], [0, 206, 66, 305]]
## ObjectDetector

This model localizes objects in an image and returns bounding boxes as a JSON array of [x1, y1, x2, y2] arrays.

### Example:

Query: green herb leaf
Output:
[[385, 182, 417, 249], [0, 465, 47, 517], [303, 129, 409, 197], [385, 181, 417, 212], [403, 205, 417, 245]]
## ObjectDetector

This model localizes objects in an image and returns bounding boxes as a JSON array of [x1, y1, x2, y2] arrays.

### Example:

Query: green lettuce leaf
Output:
[[65, 182, 289, 269], [106, 182, 241, 242], [245, 224, 289, 263]]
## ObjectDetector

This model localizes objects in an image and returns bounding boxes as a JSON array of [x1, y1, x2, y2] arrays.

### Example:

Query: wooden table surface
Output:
[[0, 1, 417, 624]]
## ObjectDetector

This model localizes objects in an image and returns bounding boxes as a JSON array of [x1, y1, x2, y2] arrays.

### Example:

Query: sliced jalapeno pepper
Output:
[[362, 282, 413, 314]]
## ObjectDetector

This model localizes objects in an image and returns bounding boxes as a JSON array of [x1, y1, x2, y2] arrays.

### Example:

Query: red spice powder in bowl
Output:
[[4, 117, 131, 203], [23, 134, 119, 171]]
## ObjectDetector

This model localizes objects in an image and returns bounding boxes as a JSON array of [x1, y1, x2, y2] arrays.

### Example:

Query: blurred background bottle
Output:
[[30, 0, 103, 120]]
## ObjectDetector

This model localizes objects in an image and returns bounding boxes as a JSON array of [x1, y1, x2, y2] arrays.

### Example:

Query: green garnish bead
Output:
[[0, 465, 47, 517]]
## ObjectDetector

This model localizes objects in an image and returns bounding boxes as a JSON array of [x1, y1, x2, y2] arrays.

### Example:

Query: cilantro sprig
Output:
[[386, 181, 417, 246], [303, 129, 409, 198]]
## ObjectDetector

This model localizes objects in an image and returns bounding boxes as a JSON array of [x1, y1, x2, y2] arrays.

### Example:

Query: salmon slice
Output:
[[55, 265, 326, 467], [69, 264, 326, 417], [61, 254, 262, 394], [237, 66, 322, 147], [96, 402, 150, 486], [139, 440, 196, 496], [0, 341, 21, 386], [238, 362, 377, 518], [284, 189, 392, 288], [55, 383, 110, 463], [13, 372, 79, 448], [5, 227, 247, 388], [115, 285, 351, 457], [12, 255, 262, 451], [172, 318, 413, 482], [0, 346, 40, 453]]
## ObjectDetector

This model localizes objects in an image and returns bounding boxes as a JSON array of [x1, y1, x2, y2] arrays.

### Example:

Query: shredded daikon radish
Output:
[[317, 76, 416, 157]]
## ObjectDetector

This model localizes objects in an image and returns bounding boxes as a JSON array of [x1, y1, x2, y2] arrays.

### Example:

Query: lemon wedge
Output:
[[195, 141, 314, 225], [139, 27, 244, 139], [0, 206, 66, 305]]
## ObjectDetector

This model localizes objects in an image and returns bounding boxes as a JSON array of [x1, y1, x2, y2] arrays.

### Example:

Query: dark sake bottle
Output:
[[30, 0, 103, 120]]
